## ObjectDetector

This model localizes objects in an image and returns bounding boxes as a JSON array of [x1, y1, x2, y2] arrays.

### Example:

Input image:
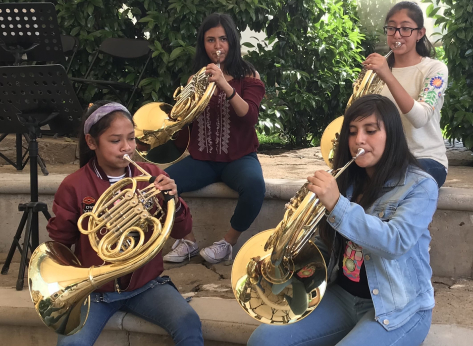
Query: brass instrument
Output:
[[134, 50, 221, 165], [231, 148, 365, 324], [28, 154, 176, 335], [321, 42, 401, 167]]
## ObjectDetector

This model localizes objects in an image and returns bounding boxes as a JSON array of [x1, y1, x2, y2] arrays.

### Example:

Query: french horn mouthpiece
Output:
[[355, 148, 365, 158]]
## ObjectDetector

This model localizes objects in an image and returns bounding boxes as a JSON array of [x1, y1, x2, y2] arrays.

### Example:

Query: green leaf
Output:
[[169, 47, 184, 61], [242, 42, 255, 48], [426, 4, 434, 16], [464, 136, 473, 150], [151, 91, 158, 101], [70, 26, 81, 36], [87, 4, 94, 16], [139, 17, 154, 23], [465, 49, 473, 57], [90, 0, 104, 8], [465, 112, 473, 124], [87, 16, 95, 28]]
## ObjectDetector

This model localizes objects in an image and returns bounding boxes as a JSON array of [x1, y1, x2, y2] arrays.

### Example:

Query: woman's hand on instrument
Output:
[[154, 174, 179, 203], [307, 171, 340, 212], [206, 63, 229, 89], [363, 53, 392, 82]]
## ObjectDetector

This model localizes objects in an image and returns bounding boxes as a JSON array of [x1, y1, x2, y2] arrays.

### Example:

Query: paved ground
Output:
[[1, 135, 472, 187]]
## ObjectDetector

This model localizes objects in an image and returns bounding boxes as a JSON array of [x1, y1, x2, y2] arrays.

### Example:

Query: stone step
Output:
[[1, 174, 472, 279], [0, 285, 472, 346]]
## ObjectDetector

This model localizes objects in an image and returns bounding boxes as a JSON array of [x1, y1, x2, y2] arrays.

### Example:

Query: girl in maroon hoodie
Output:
[[48, 101, 203, 346]]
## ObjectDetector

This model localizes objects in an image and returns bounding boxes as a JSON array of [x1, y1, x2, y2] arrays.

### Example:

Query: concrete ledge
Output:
[[1, 175, 473, 278], [0, 288, 472, 346], [0, 288, 257, 345], [438, 187, 473, 211], [0, 174, 307, 201], [1, 174, 472, 212]]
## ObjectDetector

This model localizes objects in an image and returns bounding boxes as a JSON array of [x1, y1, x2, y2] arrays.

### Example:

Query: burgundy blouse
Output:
[[188, 77, 265, 162]]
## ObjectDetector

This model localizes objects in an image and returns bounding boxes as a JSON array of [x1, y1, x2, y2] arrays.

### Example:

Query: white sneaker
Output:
[[163, 239, 199, 263], [199, 239, 232, 264]]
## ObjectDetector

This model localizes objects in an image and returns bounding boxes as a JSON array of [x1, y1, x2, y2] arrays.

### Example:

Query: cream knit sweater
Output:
[[380, 57, 448, 169]]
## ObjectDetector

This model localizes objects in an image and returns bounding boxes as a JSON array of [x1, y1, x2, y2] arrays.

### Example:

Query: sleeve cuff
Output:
[[175, 199, 182, 214], [325, 195, 350, 229]]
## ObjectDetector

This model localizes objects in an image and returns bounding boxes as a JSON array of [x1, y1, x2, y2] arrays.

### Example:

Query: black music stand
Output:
[[0, 64, 82, 291], [0, 2, 64, 65], [0, 2, 65, 173]]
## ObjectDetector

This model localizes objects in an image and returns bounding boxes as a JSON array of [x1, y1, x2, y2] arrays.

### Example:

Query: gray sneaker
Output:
[[163, 239, 199, 263], [199, 239, 232, 264]]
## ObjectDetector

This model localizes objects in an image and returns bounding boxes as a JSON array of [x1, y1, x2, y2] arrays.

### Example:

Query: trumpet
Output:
[[231, 148, 365, 324]]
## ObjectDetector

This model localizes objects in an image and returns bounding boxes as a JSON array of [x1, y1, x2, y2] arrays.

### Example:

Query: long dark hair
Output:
[[193, 13, 256, 79], [78, 100, 135, 167], [318, 95, 418, 251], [385, 1, 436, 67]]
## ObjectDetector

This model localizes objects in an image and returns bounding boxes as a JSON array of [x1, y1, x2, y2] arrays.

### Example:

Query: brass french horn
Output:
[[231, 148, 364, 324], [321, 42, 401, 167], [134, 51, 221, 165], [28, 155, 176, 335]]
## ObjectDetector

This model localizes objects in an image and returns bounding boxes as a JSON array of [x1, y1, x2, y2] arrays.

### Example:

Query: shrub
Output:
[[245, 0, 366, 146], [424, 0, 473, 150]]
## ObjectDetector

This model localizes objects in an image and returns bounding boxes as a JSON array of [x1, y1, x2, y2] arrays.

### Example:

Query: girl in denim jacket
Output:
[[248, 94, 438, 346]]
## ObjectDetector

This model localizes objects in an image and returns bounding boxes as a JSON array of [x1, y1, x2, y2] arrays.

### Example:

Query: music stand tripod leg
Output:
[[15, 204, 35, 291], [0, 206, 29, 275]]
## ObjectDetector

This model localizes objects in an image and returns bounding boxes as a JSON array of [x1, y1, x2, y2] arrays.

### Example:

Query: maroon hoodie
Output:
[[47, 158, 192, 293]]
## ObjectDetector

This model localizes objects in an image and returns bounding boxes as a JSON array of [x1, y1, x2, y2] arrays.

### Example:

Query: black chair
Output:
[[71, 38, 152, 108], [60, 34, 79, 74]]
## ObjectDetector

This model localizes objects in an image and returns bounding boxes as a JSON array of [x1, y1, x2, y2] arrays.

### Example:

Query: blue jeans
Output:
[[248, 284, 432, 346], [57, 277, 203, 346], [165, 153, 265, 232], [417, 158, 447, 188]]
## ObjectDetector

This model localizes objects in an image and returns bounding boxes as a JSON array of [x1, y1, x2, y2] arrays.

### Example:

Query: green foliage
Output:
[[423, 0, 473, 150], [257, 133, 288, 147], [7, 0, 276, 111], [6, 0, 369, 148], [245, 0, 365, 147]]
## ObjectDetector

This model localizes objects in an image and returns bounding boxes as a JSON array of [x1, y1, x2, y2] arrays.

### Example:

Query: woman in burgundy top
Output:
[[164, 13, 266, 264]]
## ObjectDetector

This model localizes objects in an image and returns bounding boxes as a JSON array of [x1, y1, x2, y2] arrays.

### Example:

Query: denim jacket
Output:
[[316, 165, 438, 331]]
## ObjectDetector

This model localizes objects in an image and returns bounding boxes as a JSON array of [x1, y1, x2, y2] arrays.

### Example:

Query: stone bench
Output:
[[0, 176, 473, 345], [0, 174, 472, 279], [0, 287, 472, 346]]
